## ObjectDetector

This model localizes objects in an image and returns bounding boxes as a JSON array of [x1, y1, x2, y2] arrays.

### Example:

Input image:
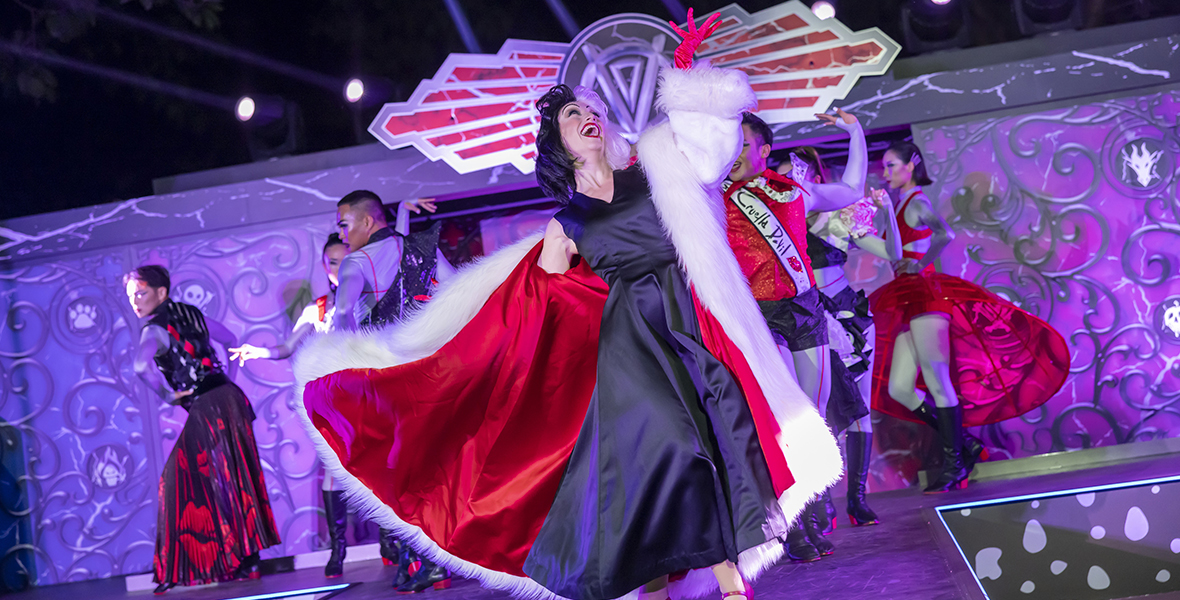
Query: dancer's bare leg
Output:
[[783, 344, 832, 416], [712, 561, 746, 598], [908, 313, 959, 408], [886, 329, 926, 411], [846, 323, 876, 433]]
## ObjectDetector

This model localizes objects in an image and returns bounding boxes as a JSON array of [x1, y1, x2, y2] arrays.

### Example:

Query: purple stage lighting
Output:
[[811, 1, 836, 19], [345, 79, 365, 103], [236, 96, 256, 122]]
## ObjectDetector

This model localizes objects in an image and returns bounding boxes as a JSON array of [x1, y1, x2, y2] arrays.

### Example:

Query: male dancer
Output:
[[723, 110, 866, 562], [331, 190, 456, 592], [333, 191, 456, 331]]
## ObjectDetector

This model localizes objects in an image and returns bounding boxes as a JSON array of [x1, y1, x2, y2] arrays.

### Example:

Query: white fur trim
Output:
[[656, 65, 757, 121], [294, 231, 574, 600], [636, 65, 844, 600]]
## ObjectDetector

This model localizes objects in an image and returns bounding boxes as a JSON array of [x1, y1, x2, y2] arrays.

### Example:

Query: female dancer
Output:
[[794, 149, 900, 528], [126, 265, 280, 593], [230, 235, 358, 579], [230, 230, 431, 585], [869, 142, 1069, 493], [295, 12, 840, 600]]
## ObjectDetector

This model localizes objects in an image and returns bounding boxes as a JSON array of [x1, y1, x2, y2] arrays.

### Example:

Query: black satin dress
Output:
[[522, 165, 787, 600]]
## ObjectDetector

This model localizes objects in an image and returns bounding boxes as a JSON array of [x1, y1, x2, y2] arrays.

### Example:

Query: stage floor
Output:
[[10, 451, 1180, 600]]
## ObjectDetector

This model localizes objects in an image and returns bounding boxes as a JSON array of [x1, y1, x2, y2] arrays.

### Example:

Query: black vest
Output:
[[148, 300, 227, 400], [362, 222, 443, 329]]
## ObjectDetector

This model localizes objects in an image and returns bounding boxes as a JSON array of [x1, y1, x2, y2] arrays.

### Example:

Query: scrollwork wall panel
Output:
[[849, 87, 1180, 490]]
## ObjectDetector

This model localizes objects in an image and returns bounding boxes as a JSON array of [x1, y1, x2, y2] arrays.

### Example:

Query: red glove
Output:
[[669, 8, 723, 70]]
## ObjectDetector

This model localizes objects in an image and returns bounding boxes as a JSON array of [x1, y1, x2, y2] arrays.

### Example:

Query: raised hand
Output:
[[229, 343, 269, 366], [668, 8, 723, 70], [404, 198, 438, 214], [814, 107, 859, 131]]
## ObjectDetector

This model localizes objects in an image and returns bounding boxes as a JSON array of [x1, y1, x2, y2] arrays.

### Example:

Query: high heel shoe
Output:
[[783, 528, 820, 563], [153, 582, 176, 595], [820, 490, 837, 535], [395, 558, 451, 594], [379, 528, 401, 567], [801, 501, 835, 556], [720, 576, 753, 600], [235, 553, 262, 581]]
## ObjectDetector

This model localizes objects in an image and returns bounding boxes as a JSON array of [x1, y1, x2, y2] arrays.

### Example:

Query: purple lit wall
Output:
[[847, 86, 1180, 492]]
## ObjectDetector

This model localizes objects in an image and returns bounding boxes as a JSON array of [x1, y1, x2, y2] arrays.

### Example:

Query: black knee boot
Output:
[[783, 527, 820, 563], [924, 405, 972, 493], [845, 431, 880, 526], [802, 500, 835, 556], [912, 404, 986, 470], [323, 491, 348, 578], [392, 540, 417, 588]]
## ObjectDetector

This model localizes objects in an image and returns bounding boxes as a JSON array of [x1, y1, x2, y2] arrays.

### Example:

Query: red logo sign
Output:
[[370, 2, 899, 176]]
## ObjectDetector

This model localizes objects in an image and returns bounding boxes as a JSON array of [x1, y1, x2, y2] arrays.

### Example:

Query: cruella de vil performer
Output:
[[293, 12, 840, 600], [126, 265, 280, 594], [870, 141, 1070, 493], [723, 111, 865, 563]]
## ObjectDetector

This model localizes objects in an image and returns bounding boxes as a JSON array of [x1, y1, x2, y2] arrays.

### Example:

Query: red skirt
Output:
[[867, 270, 1070, 426]]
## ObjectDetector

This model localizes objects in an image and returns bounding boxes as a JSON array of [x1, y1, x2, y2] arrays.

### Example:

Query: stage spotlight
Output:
[[811, 1, 836, 19], [236, 96, 256, 121], [344, 78, 365, 103], [901, 0, 970, 54], [235, 94, 287, 126], [235, 94, 304, 160], [1014, 0, 1082, 35]]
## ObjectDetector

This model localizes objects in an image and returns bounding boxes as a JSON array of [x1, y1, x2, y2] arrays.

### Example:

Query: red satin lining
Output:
[[306, 243, 606, 576], [303, 243, 795, 576]]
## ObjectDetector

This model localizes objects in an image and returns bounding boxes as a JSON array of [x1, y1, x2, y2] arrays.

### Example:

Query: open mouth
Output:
[[580, 122, 601, 138]]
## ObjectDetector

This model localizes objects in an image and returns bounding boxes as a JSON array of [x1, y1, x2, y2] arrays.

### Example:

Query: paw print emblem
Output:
[[69, 303, 99, 332]]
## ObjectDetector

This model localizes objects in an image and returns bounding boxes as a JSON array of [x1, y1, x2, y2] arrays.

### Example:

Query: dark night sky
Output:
[[0, 0, 1171, 220]]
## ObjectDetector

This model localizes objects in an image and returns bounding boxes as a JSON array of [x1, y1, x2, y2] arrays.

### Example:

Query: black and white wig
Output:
[[535, 84, 631, 203]]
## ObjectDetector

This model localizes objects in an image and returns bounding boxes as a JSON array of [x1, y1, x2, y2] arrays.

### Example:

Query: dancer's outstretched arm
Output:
[[230, 321, 315, 365], [659, 12, 753, 186], [802, 109, 867, 213]]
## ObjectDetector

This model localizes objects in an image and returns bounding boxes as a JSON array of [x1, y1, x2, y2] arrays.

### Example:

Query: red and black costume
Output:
[[294, 62, 842, 600], [723, 170, 828, 352], [150, 300, 280, 586], [868, 188, 1070, 426]]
